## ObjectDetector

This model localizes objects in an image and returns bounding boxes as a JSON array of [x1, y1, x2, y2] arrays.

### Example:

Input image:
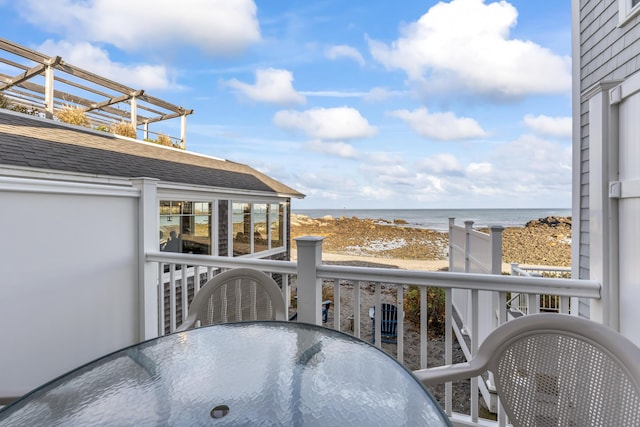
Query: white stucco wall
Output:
[[0, 183, 139, 397]]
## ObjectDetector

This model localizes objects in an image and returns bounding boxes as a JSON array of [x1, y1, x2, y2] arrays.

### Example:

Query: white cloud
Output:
[[389, 107, 487, 140], [21, 0, 260, 55], [368, 0, 571, 97], [273, 107, 377, 140], [298, 87, 405, 101], [38, 40, 171, 89], [466, 162, 493, 176], [306, 140, 359, 159], [523, 114, 572, 138], [363, 87, 405, 102], [300, 90, 368, 98], [224, 68, 306, 105], [325, 45, 365, 66], [417, 153, 464, 175]]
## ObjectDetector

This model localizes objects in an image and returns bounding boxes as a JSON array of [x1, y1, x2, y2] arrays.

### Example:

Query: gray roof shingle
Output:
[[0, 111, 304, 197]]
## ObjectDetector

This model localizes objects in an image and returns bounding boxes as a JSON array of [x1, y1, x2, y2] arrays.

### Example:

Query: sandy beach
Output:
[[289, 213, 572, 414]]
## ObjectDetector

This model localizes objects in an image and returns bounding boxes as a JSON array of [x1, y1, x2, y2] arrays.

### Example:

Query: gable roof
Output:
[[0, 111, 304, 198]]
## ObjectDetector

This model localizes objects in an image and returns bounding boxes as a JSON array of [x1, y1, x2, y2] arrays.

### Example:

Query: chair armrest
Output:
[[413, 362, 481, 386], [176, 313, 198, 332]]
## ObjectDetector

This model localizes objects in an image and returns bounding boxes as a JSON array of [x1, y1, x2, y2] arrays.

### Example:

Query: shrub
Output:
[[110, 121, 137, 138], [156, 133, 173, 147], [0, 92, 10, 109], [55, 105, 90, 126], [404, 286, 446, 337]]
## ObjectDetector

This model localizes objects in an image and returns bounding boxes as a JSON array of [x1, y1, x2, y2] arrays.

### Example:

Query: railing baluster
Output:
[[420, 286, 428, 369], [445, 287, 452, 415], [158, 263, 165, 336], [353, 281, 361, 339], [333, 279, 340, 330], [397, 285, 404, 363], [470, 288, 479, 422], [169, 264, 176, 333], [181, 265, 188, 323], [374, 283, 382, 347]]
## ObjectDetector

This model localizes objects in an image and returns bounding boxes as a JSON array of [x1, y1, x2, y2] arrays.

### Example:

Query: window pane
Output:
[[160, 200, 211, 255], [195, 202, 210, 214], [270, 203, 283, 248], [254, 204, 268, 252], [159, 201, 171, 215], [232, 203, 250, 256], [182, 202, 193, 215]]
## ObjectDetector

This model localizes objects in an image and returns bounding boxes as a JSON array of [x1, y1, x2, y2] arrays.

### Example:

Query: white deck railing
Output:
[[508, 263, 572, 315], [145, 236, 600, 426]]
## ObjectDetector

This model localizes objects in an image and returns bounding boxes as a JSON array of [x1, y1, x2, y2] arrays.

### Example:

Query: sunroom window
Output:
[[159, 201, 211, 254], [232, 202, 286, 256]]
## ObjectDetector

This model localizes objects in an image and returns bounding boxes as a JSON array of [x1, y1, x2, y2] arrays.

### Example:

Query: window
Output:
[[232, 202, 286, 256], [232, 203, 251, 256], [619, 0, 640, 25], [270, 203, 284, 248], [159, 200, 211, 254]]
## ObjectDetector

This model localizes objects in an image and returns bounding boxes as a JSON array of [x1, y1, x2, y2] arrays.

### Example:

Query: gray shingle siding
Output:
[[579, 0, 640, 285]]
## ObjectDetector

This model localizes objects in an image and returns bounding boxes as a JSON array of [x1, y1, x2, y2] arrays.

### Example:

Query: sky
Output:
[[0, 0, 573, 210]]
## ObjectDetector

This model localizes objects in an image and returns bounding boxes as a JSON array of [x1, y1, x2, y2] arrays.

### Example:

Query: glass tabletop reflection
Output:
[[0, 321, 450, 426]]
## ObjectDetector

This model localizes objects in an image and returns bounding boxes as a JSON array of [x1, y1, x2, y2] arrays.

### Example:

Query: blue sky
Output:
[[0, 0, 572, 210]]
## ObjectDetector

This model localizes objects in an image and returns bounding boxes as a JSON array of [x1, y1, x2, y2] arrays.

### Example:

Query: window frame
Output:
[[618, 0, 640, 26], [231, 200, 287, 257]]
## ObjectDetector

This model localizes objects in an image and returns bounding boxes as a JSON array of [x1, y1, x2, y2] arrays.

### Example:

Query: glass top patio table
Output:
[[0, 321, 450, 426]]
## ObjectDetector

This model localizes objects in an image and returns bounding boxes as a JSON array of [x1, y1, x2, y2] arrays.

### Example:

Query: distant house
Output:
[[0, 109, 303, 398], [573, 0, 640, 347]]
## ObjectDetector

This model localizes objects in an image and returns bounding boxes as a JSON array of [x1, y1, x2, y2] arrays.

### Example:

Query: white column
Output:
[[586, 81, 621, 327], [181, 114, 187, 149], [130, 96, 138, 138], [295, 236, 323, 325], [44, 65, 54, 119], [132, 178, 160, 340]]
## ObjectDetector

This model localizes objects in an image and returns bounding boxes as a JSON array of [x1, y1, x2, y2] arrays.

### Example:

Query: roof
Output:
[[0, 111, 304, 198]]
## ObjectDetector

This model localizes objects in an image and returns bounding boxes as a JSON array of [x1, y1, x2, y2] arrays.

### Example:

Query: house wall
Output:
[[576, 0, 640, 321], [0, 183, 139, 398], [578, 0, 640, 280]]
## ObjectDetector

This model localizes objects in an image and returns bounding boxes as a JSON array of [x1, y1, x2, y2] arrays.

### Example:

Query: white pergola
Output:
[[0, 37, 193, 148]]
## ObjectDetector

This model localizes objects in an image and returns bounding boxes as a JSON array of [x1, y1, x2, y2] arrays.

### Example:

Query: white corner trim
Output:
[[0, 176, 140, 198]]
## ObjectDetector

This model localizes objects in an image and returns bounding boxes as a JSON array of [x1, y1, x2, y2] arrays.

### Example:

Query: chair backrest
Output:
[[370, 303, 398, 343], [176, 268, 286, 331], [481, 314, 640, 427]]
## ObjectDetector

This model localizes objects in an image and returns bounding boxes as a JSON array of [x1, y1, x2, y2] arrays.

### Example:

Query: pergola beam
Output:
[[0, 56, 61, 91], [84, 90, 144, 112], [142, 109, 194, 125]]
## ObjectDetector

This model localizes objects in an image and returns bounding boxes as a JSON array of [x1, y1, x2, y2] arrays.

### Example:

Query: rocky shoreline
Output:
[[291, 214, 571, 267]]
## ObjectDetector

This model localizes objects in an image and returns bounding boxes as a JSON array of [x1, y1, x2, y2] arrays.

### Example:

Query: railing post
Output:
[[295, 236, 324, 325], [464, 221, 474, 273], [132, 178, 160, 340], [489, 225, 504, 275], [448, 218, 455, 272]]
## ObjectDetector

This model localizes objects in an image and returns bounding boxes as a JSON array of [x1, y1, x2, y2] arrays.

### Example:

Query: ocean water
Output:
[[292, 208, 572, 232]]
